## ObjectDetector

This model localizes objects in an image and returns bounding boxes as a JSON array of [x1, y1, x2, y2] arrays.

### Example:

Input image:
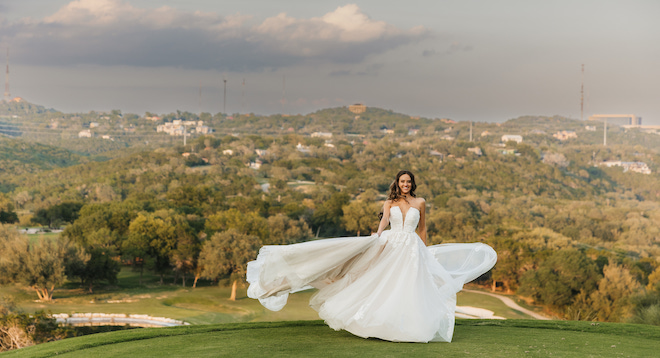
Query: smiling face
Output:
[[398, 174, 412, 195]]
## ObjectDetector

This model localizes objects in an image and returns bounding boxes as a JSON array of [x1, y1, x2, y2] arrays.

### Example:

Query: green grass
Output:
[[25, 231, 60, 244], [3, 320, 659, 357], [1, 268, 528, 325]]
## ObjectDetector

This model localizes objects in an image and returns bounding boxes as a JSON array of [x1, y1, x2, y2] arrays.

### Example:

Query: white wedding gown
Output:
[[247, 205, 497, 342]]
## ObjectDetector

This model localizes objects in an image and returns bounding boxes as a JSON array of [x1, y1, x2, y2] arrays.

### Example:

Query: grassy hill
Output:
[[3, 320, 659, 357]]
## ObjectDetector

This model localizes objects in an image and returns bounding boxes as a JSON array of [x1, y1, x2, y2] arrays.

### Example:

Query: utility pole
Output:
[[603, 118, 607, 146], [580, 64, 584, 121], [183, 123, 187, 146]]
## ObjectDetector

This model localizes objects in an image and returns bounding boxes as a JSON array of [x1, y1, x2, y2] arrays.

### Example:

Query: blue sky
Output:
[[1, 0, 659, 123]]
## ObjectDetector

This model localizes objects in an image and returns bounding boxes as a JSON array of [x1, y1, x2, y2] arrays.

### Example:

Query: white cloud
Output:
[[2, 0, 429, 71]]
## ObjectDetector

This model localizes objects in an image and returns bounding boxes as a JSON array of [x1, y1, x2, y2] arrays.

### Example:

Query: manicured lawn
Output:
[[0, 268, 528, 325], [3, 320, 659, 358]]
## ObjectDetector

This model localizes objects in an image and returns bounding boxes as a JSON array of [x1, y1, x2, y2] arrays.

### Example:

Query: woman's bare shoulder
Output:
[[414, 197, 426, 207]]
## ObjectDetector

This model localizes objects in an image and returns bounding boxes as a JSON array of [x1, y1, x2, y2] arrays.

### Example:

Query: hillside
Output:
[[0, 137, 87, 192], [1, 103, 660, 349]]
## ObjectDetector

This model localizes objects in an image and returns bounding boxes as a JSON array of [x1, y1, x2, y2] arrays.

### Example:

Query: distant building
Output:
[[498, 149, 517, 155], [248, 160, 262, 170], [146, 116, 161, 121], [349, 103, 367, 114], [78, 129, 92, 138], [89, 122, 100, 128], [589, 114, 641, 126], [585, 126, 597, 131], [195, 124, 211, 134], [440, 135, 455, 141], [502, 135, 523, 143], [157, 120, 206, 136], [598, 161, 651, 174], [381, 128, 394, 134], [480, 131, 491, 137], [408, 128, 419, 135], [467, 147, 483, 156], [311, 132, 333, 138], [553, 130, 577, 141], [255, 149, 268, 157], [222, 149, 234, 155], [296, 142, 311, 153]]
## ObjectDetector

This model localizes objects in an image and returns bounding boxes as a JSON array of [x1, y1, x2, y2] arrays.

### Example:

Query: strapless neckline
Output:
[[392, 205, 419, 226]]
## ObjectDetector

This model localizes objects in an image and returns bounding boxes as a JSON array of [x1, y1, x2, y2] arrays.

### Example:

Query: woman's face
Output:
[[398, 174, 412, 195]]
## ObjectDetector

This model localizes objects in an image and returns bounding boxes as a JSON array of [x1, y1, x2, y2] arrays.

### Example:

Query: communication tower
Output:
[[3, 48, 9, 101]]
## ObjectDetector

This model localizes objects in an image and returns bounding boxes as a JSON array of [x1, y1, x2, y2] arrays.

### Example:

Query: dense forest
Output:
[[1, 100, 660, 328]]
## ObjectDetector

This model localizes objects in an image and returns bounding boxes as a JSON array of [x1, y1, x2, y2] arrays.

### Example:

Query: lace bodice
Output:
[[389, 206, 419, 233]]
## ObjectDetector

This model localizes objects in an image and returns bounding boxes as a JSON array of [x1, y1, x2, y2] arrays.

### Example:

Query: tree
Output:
[[199, 229, 260, 300], [589, 264, 641, 322], [489, 238, 533, 293], [65, 229, 118, 293], [206, 209, 268, 240], [264, 214, 313, 245], [341, 200, 380, 236], [518, 249, 600, 310], [126, 210, 190, 284], [31, 202, 83, 228], [0, 197, 18, 225], [311, 191, 349, 237], [0, 224, 88, 300]]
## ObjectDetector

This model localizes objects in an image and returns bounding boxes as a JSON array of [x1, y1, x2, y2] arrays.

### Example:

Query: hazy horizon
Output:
[[1, 0, 659, 124]]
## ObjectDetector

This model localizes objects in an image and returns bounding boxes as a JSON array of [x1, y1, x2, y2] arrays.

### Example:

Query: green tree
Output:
[[199, 229, 261, 301], [126, 210, 196, 284], [311, 191, 349, 237], [206, 209, 268, 240], [264, 214, 313, 245], [341, 200, 380, 236], [589, 264, 641, 322], [0, 196, 18, 224], [0, 225, 88, 300], [518, 249, 601, 310], [31, 202, 83, 228]]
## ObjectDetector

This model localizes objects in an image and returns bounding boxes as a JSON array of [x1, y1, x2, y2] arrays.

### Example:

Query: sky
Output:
[[1, 0, 659, 123]]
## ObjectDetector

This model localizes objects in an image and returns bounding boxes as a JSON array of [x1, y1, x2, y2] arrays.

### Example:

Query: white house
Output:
[[501, 135, 523, 143]]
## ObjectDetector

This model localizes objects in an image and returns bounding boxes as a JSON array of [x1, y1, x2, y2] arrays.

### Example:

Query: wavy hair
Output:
[[387, 170, 417, 202]]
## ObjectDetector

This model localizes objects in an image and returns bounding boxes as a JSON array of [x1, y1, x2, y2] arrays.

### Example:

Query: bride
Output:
[[247, 170, 497, 342]]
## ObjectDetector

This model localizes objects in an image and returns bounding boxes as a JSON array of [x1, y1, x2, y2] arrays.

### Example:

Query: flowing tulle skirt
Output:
[[247, 230, 497, 343]]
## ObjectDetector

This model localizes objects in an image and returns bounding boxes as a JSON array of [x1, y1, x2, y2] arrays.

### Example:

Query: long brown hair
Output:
[[388, 170, 417, 202]]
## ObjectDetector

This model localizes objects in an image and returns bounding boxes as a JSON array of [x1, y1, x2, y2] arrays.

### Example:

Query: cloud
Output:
[[2, 0, 429, 71]]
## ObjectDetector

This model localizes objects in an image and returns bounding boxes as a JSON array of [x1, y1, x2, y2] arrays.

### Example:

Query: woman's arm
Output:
[[417, 198, 427, 245], [376, 201, 391, 237]]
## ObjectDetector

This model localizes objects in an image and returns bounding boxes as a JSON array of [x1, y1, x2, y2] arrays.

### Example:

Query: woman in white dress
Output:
[[247, 170, 497, 342]]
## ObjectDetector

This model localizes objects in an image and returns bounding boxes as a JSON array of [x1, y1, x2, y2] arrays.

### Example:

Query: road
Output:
[[463, 289, 551, 320]]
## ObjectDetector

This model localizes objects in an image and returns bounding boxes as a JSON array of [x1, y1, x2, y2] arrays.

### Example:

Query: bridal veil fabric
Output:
[[247, 205, 497, 342]]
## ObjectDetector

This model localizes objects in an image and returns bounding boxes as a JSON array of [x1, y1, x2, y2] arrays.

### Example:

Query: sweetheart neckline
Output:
[[392, 205, 419, 225]]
